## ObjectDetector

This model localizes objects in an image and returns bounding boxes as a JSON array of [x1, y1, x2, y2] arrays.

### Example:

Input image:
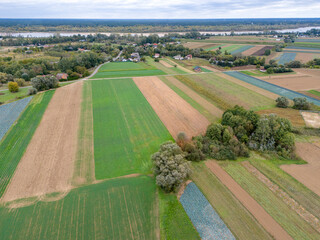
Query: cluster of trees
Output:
[[31, 75, 58, 91], [276, 96, 312, 110], [211, 55, 265, 67], [306, 58, 320, 68]]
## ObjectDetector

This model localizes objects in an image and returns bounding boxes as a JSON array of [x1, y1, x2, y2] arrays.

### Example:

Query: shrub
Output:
[[293, 98, 311, 110], [14, 78, 26, 87], [31, 75, 58, 91], [152, 141, 190, 193], [28, 87, 38, 95], [276, 96, 289, 108], [8, 82, 19, 93]]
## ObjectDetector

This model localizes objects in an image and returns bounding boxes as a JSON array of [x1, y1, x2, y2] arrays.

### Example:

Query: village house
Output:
[[173, 54, 184, 60], [193, 66, 202, 72], [56, 73, 68, 80], [154, 53, 160, 58], [131, 52, 140, 62], [185, 54, 192, 60]]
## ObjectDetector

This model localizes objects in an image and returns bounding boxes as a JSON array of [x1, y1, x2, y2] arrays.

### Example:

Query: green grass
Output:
[[220, 161, 320, 240], [91, 61, 166, 79], [205, 44, 226, 51], [146, 57, 186, 74], [183, 73, 275, 110], [0, 176, 159, 240], [159, 191, 200, 240], [308, 90, 320, 97], [159, 76, 217, 122], [197, 66, 212, 72], [248, 155, 320, 220], [0, 88, 29, 104], [241, 70, 296, 77], [221, 45, 243, 53], [190, 162, 273, 240], [0, 91, 54, 197], [91, 79, 173, 179]]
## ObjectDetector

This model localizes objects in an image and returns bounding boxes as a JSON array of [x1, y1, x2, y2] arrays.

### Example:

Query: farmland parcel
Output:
[[91, 79, 172, 179], [0, 176, 159, 240], [90, 62, 166, 79], [0, 91, 54, 198]]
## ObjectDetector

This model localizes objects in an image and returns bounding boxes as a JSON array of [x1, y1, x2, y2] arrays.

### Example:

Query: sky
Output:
[[0, 0, 320, 18]]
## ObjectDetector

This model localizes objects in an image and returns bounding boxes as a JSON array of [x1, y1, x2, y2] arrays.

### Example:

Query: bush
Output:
[[152, 141, 190, 193], [8, 82, 19, 93], [276, 97, 289, 108], [293, 98, 311, 110], [28, 87, 38, 95], [31, 75, 58, 91], [14, 78, 26, 87]]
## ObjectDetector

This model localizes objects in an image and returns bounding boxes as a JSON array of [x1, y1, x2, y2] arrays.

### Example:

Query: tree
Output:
[[276, 97, 289, 108], [264, 49, 271, 56], [8, 81, 19, 93], [14, 78, 26, 87], [152, 141, 190, 193], [293, 98, 311, 110], [31, 75, 59, 91]]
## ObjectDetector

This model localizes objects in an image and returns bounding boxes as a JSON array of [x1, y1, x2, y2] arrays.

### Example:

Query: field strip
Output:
[[241, 45, 266, 56], [200, 65, 220, 72], [301, 111, 320, 128], [281, 142, 320, 196], [2, 82, 83, 202], [165, 76, 223, 117], [242, 161, 320, 233], [159, 60, 173, 68], [164, 59, 194, 73], [216, 72, 279, 100], [133, 76, 210, 140], [73, 81, 95, 186], [206, 160, 293, 240]]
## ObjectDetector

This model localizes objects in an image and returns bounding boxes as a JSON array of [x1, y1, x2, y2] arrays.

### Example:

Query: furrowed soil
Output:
[[2, 82, 82, 202], [206, 160, 293, 240], [133, 76, 210, 139], [165, 76, 223, 118], [242, 45, 266, 56], [281, 142, 320, 196]]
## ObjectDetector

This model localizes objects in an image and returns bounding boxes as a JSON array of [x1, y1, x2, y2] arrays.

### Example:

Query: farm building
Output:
[[56, 73, 68, 80], [185, 54, 193, 60], [173, 55, 184, 60], [154, 53, 160, 58], [131, 52, 140, 62], [193, 66, 202, 72]]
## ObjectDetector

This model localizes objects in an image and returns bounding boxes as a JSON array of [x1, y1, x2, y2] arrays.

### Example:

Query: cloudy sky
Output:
[[0, 0, 319, 18]]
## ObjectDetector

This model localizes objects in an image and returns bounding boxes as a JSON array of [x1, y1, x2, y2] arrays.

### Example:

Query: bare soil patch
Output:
[[183, 42, 219, 49], [242, 45, 267, 56], [159, 60, 173, 68], [257, 108, 305, 127], [206, 160, 292, 240], [301, 111, 320, 128], [165, 76, 223, 118], [252, 46, 274, 56], [281, 142, 320, 196], [2, 82, 83, 202], [133, 76, 210, 140], [258, 72, 320, 91], [295, 53, 317, 63], [217, 72, 279, 100]]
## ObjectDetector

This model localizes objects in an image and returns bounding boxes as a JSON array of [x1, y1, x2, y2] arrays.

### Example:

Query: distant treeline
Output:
[[0, 18, 319, 33]]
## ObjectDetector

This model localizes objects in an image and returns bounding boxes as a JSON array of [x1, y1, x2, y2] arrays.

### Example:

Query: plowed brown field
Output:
[[133, 76, 210, 139], [2, 82, 82, 202], [242, 45, 266, 56], [206, 160, 293, 240], [281, 142, 320, 196]]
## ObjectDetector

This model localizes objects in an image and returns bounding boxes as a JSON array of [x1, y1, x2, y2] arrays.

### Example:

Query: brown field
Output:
[[206, 160, 293, 240], [183, 42, 219, 49], [253, 46, 274, 56], [299, 91, 320, 100], [295, 53, 320, 63], [242, 45, 268, 56], [217, 72, 279, 100], [281, 142, 320, 196], [165, 58, 194, 73], [208, 36, 278, 43], [133, 76, 210, 139], [257, 108, 305, 127], [258, 70, 320, 91], [165, 76, 223, 118], [301, 111, 320, 128], [2, 82, 82, 202], [159, 60, 173, 68]]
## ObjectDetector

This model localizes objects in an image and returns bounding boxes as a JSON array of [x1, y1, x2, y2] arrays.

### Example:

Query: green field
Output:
[[177, 73, 275, 110], [146, 57, 186, 74], [205, 44, 226, 51], [220, 161, 320, 240], [241, 70, 296, 77], [191, 163, 272, 240], [0, 91, 54, 197], [221, 45, 243, 53], [91, 79, 173, 179], [308, 90, 320, 97], [0, 176, 159, 240], [91, 61, 166, 79], [159, 191, 200, 240], [0, 87, 29, 104]]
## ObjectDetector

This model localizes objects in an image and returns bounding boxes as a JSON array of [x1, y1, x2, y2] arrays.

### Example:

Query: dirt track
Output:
[[2, 82, 82, 202], [281, 142, 320, 196], [206, 160, 293, 240], [133, 76, 210, 139], [165, 76, 223, 118]]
